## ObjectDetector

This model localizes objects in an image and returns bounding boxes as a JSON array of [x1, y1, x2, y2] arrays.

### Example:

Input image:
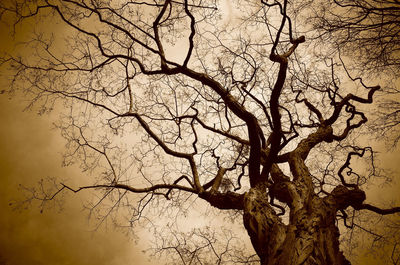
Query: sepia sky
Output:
[[0, 1, 400, 265], [0, 96, 154, 265], [0, 14, 152, 265]]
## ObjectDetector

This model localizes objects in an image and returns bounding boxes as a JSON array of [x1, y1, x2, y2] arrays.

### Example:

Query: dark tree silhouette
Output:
[[1, 0, 399, 264]]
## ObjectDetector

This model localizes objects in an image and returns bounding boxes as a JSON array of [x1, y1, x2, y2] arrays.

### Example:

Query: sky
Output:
[[0, 1, 399, 265], [0, 12, 152, 265], [0, 80, 152, 265]]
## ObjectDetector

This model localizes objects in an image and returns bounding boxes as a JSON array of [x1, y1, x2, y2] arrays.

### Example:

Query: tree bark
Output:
[[243, 188, 351, 265]]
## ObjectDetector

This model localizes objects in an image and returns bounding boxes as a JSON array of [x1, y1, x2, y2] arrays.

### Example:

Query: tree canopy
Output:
[[1, 0, 399, 264], [311, 0, 400, 75]]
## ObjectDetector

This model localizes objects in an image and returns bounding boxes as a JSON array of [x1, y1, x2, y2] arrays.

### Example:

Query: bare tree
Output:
[[310, 0, 400, 75], [1, 0, 400, 264], [308, 0, 400, 148]]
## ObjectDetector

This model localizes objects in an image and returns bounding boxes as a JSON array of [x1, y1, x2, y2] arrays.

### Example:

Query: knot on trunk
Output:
[[269, 182, 291, 204], [331, 185, 366, 210], [198, 190, 244, 210]]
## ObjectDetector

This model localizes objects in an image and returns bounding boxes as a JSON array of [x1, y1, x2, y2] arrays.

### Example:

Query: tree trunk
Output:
[[243, 188, 351, 265]]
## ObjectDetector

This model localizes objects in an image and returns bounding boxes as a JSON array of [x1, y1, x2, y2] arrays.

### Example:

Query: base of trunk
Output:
[[243, 189, 351, 265]]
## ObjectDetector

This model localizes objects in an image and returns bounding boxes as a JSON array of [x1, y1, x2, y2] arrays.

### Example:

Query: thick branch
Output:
[[62, 182, 196, 196], [356, 203, 400, 215], [179, 67, 264, 187], [211, 167, 227, 193], [199, 190, 244, 210], [326, 85, 380, 126]]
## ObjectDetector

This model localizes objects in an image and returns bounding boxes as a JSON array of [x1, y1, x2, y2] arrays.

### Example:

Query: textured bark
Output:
[[243, 188, 351, 265]]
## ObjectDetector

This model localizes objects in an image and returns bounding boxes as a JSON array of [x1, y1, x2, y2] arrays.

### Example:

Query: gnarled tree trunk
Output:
[[243, 187, 355, 265]]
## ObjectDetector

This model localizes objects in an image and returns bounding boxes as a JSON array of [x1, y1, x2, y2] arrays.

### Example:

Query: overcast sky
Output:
[[0, 95, 155, 265], [0, 16, 152, 265]]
